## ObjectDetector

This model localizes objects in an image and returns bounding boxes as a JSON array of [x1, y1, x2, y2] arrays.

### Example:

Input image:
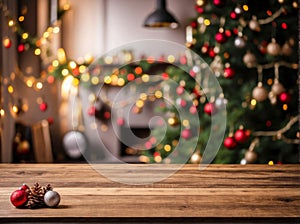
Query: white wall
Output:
[[62, 0, 196, 59]]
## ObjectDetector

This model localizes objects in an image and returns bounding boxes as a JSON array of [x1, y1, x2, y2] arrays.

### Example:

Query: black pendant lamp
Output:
[[143, 0, 179, 29]]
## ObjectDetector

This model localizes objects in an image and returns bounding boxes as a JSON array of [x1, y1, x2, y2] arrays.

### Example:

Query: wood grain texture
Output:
[[0, 164, 299, 223]]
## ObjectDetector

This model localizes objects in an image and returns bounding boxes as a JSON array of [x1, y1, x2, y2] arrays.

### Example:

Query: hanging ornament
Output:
[[252, 82, 268, 102], [190, 151, 202, 164], [215, 31, 227, 44], [3, 37, 12, 48], [243, 51, 257, 68], [196, 0, 207, 7], [230, 11, 238, 20], [208, 47, 216, 58], [223, 66, 235, 79], [17, 140, 30, 155], [234, 36, 246, 48], [281, 41, 293, 56], [181, 129, 192, 139], [271, 80, 285, 96], [223, 136, 237, 149], [266, 39, 281, 56], [244, 150, 258, 164], [10, 189, 28, 207], [268, 91, 277, 105], [249, 16, 261, 32], [204, 102, 216, 116], [17, 43, 26, 52], [279, 92, 291, 103], [213, 0, 227, 8], [234, 5, 243, 15], [39, 102, 48, 112], [234, 128, 250, 144]]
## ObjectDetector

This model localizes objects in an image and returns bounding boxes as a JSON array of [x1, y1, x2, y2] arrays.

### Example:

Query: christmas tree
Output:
[[142, 0, 299, 164]]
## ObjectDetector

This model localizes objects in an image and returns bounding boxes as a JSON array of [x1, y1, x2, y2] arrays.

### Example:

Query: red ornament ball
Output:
[[223, 136, 237, 149], [204, 102, 216, 116], [87, 105, 96, 116], [117, 117, 125, 126], [181, 129, 192, 140], [208, 48, 216, 58], [19, 184, 29, 192], [279, 92, 291, 103], [176, 86, 185, 95], [213, 0, 226, 8], [215, 32, 227, 44], [17, 44, 25, 52], [230, 11, 238, 20], [223, 67, 235, 79], [234, 129, 249, 144], [190, 21, 197, 28], [39, 102, 48, 112], [10, 189, 28, 207]]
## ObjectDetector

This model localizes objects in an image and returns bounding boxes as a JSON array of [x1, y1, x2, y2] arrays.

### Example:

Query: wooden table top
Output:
[[0, 164, 299, 223]]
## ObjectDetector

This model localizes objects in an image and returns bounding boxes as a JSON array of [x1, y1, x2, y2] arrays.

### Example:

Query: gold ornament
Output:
[[190, 151, 202, 164], [249, 16, 261, 32], [271, 80, 285, 95], [245, 150, 257, 163], [243, 51, 257, 68], [252, 82, 268, 102], [168, 115, 179, 126], [266, 39, 281, 56]]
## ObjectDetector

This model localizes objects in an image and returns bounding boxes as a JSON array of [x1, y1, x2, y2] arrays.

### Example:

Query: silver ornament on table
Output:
[[234, 36, 246, 48], [44, 190, 61, 207], [252, 82, 268, 102], [243, 51, 257, 68], [266, 39, 281, 56]]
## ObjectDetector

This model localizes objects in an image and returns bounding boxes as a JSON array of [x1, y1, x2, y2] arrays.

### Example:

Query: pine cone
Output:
[[25, 183, 52, 209]]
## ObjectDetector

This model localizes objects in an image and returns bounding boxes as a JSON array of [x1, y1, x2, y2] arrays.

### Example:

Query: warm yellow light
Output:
[[172, 139, 178, 146], [79, 65, 86, 73], [167, 55, 175, 63], [22, 33, 29, 39], [52, 60, 59, 67], [63, 3, 71, 11], [7, 85, 14, 94], [267, 78, 273, 85], [154, 155, 162, 163], [139, 155, 150, 163], [12, 105, 19, 114], [164, 144, 171, 152], [243, 5, 249, 11], [35, 82, 43, 90], [283, 104, 288, 111], [34, 48, 41, 55], [8, 19, 14, 27], [154, 90, 162, 99], [0, 109, 5, 116], [204, 19, 211, 26], [139, 93, 147, 101], [88, 94, 96, 102], [117, 78, 125, 86], [43, 32, 50, 38], [182, 119, 190, 127], [53, 26, 60, 34], [61, 75, 74, 99], [69, 61, 77, 69], [136, 100, 144, 108], [268, 161, 274, 165], [57, 48, 67, 64], [168, 117, 177, 126], [72, 78, 80, 86], [141, 74, 149, 82], [26, 79, 34, 87], [104, 75, 112, 84], [18, 16, 25, 22], [91, 76, 99, 85], [62, 69, 69, 76], [250, 99, 257, 106], [111, 75, 118, 85]]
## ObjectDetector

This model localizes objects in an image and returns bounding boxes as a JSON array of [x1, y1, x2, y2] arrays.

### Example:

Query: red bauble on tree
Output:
[[181, 129, 192, 139], [215, 32, 227, 44], [223, 136, 237, 149], [10, 189, 28, 207], [223, 67, 235, 79], [213, 0, 227, 8], [204, 102, 216, 116], [39, 102, 48, 112], [279, 92, 291, 103], [234, 128, 250, 144], [87, 105, 96, 116]]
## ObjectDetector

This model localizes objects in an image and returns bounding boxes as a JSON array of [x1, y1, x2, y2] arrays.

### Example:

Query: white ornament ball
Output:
[[249, 19, 261, 32], [252, 84, 268, 102], [234, 36, 246, 48], [44, 190, 60, 207]]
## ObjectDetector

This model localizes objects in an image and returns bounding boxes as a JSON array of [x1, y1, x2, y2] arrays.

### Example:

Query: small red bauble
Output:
[[213, 0, 227, 8], [204, 102, 216, 116], [223, 67, 235, 79], [10, 189, 28, 207], [176, 86, 184, 95], [234, 129, 249, 144], [208, 48, 216, 58], [39, 102, 48, 112], [223, 136, 237, 149], [230, 11, 238, 20], [279, 92, 291, 103], [181, 129, 192, 139], [19, 184, 29, 192], [215, 32, 227, 44], [18, 44, 25, 52], [117, 117, 125, 126], [190, 21, 197, 28], [87, 105, 96, 116]]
